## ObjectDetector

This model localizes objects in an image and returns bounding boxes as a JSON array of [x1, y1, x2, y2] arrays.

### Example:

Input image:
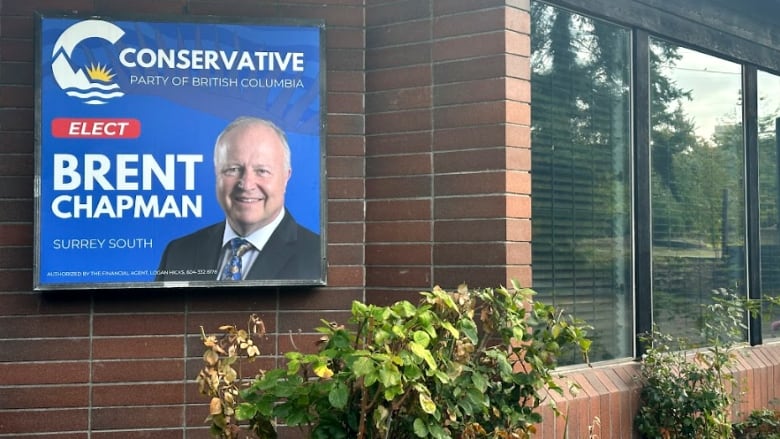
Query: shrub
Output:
[[733, 408, 780, 439], [197, 282, 592, 439], [634, 288, 749, 439]]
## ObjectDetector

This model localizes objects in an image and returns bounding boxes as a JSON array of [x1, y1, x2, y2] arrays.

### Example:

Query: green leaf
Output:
[[460, 319, 479, 344], [352, 356, 374, 377], [419, 392, 436, 414], [409, 341, 437, 370], [234, 402, 257, 420], [413, 417, 429, 437], [413, 330, 431, 348], [441, 321, 459, 338], [329, 381, 349, 409]]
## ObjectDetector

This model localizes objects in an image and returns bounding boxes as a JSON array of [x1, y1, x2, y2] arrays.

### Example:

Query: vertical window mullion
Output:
[[743, 64, 762, 345], [633, 29, 652, 356]]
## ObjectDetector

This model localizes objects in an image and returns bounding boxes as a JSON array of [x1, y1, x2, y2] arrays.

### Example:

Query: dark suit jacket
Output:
[[155, 211, 321, 282]]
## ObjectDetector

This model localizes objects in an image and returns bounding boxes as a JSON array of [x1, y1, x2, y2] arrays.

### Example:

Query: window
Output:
[[649, 40, 745, 341], [531, 1, 778, 363], [758, 69, 780, 341], [531, 3, 633, 362]]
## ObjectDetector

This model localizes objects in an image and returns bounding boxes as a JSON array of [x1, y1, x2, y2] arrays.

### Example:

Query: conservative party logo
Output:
[[51, 20, 125, 105]]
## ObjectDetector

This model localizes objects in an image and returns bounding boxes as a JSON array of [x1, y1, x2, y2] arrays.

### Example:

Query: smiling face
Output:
[[214, 120, 291, 236]]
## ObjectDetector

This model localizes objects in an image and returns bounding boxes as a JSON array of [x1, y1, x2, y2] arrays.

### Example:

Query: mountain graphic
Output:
[[51, 50, 124, 105]]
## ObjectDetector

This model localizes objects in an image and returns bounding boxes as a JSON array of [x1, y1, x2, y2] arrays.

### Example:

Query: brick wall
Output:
[[0, 0, 364, 437], [2, 0, 780, 438], [365, 0, 532, 305]]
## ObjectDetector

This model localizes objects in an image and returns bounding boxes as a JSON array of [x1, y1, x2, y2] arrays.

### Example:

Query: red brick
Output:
[[93, 314, 185, 336], [434, 32, 506, 63], [328, 47, 364, 71], [366, 86, 432, 112], [434, 242, 521, 266], [367, 64, 431, 90], [366, 199, 431, 221], [0, 39, 33, 62], [367, 131, 432, 155], [326, 265, 364, 286], [278, 287, 362, 310], [367, 42, 430, 70], [95, 0, 185, 14], [434, 195, 506, 219], [366, 153, 431, 177], [366, 19, 430, 47], [506, 27, 531, 57], [326, 134, 365, 156], [91, 406, 183, 430], [0, 361, 89, 385], [327, 156, 364, 178], [0, 314, 88, 338], [0, 16, 34, 38], [0, 224, 32, 246], [366, 266, 431, 288], [0, 154, 35, 177], [0, 132, 34, 154], [327, 200, 364, 222], [366, 0, 430, 26], [434, 78, 505, 106], [328, 113, 364, 135], [0, 200, 32, 221], [0, 338, 89, 362], [0, 176, 33, 198], [327, 70, 365, 93], [435, 219, 507, 242], [0, 106, 33, 131], [276, 4, 364, 27], [365, 288, 422, 307], [326, 244, 364, 265], [433, 125, 506, 151], [326, 27, 364, 50], [366, 176, 431, 198], [433, 0, 508, 15], [92, 359, 184, 383], [366, 221, 432, 243], [0, 385, 89, 409], [328, 222, 363, 243], [328, 91, 364, 113], [507, 5, 532, 35], [366, 243, 431, 265], [434, 55, 505, 84], [366, 108, 432, 133], [93, 383, 184, 406], [92, 336, 183, 360], [433, 8, 504, 39], [434, 148, 507, 173], [507, 53, 531, 80], [1, 0, 94, 14], [433, 265, 520, 289], [434, 171, 506, 196], [0, 61, 34, 86], [327, 178, 365, 199], [0, 408, 88, 434], [434, 101, 506, 129], [92, 292, 185, 313], [0, 85, 33, 107], [92, 430, 183, 439]]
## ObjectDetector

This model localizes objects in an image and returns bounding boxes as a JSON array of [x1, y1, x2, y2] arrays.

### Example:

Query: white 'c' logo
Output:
[[51, 20, 125, 105]]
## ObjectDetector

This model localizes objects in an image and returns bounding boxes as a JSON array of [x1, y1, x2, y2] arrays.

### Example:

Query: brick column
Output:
[[366, 0, 532, 299]]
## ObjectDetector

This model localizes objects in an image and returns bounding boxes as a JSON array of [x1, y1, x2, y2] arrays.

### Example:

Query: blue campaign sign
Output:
[[35, 16, 325, 289]]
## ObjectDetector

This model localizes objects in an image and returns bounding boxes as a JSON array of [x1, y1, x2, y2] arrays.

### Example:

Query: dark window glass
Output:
[[531, 3, 633, 362], [758, 69, 780, 340], [649, 40, 746, 341]]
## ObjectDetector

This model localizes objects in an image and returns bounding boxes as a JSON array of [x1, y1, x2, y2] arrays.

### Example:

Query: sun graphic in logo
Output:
[[85, 63, 115, 83]]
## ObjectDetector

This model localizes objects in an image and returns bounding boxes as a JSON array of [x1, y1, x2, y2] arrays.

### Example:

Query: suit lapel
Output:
[[246, 212, 297, 279]]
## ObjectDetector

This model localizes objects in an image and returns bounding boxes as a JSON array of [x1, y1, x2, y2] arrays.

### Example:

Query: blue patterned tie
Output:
[[222, 238, 253, 281]]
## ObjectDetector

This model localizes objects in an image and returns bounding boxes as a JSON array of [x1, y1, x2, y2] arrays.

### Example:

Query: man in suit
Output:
[[155, 117, 321, 283]]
